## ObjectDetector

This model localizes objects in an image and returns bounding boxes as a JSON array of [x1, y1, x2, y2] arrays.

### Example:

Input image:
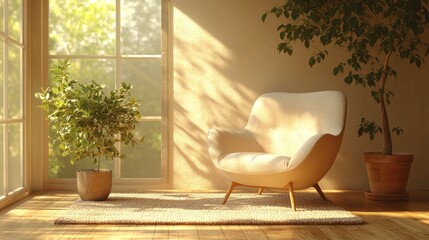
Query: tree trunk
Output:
[[379, 52, 392, 155]]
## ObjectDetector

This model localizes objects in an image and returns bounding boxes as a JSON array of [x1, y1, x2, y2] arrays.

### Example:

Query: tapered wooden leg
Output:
[[223, 181, 239, 205], [286, 182, 296, 211], [313, 183, 327, 201], [258, 188, 264, 195]]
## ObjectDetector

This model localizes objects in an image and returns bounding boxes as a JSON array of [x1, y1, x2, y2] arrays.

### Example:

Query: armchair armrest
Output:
[[207, 129, 263, 167], [288, 133, 341, 170]]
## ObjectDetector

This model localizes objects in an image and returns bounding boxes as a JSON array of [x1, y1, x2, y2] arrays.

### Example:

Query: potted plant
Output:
[[263, 0, 429, 201], [35, 59, 143, 201]]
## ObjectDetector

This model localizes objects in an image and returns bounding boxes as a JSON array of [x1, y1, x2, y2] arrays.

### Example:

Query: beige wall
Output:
[[28, 0, 429, 191], [172, 0, 429, 190]]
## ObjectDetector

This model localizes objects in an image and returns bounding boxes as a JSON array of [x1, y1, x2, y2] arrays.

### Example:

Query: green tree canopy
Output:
[[263, 0, 429, 154]]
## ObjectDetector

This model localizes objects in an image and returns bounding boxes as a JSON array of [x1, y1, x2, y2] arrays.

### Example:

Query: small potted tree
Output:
[[36, 60, 143, 201], [263, 0, 429, 201]]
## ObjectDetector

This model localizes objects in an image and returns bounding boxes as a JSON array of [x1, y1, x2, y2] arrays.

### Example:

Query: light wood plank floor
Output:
[[0, 190, 428, 239]]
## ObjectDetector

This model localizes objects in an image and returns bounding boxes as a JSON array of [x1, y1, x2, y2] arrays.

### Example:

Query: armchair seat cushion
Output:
[[219, 152, 291, 174]]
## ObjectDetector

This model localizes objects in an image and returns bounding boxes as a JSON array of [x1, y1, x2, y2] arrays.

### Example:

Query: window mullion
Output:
[[115, 0, 122, 179], [3, 0, 9, 196], [3, 126, 7, 196], [121, 55, 161, 59], [0, 118, 24, 124], [1, 125, 5, 196], [48, 55, 116, 59]]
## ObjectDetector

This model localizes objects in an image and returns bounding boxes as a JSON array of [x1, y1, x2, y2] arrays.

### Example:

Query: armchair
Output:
[[207, 91, 347, 210]]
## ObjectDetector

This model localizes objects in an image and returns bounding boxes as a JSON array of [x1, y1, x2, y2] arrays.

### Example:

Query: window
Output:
[[47, 0, 166, 182], [0, 0, 26, 200]]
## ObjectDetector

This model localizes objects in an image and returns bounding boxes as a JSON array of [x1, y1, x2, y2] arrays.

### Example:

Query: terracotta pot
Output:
[[77, 169, 112, 201], [363, 152, 413, 201]]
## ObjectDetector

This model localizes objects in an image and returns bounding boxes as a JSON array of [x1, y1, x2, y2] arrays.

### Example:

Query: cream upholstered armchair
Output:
[[207, 91, 347, 211]]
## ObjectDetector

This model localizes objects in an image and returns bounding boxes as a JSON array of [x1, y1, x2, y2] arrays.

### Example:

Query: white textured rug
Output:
[[54, 192, 362, 225]]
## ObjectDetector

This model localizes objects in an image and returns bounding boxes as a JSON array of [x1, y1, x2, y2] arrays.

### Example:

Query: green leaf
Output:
[[320, 35, 327, 45], [304, 40, 310, 49], [270, 7, 278, 14], [344, 74, 353, 84], [415, 58, 422, 68], [332, 18, 341, 26], [275, 9, 282, 17], [309, 57, 316, 67], [283, 10, 290, 18], [277, 43, 286, 52], [280, 31, 286, 40], [262, 13, 267, 22], [349, 17, 358, 28], [291, 9, 299, 20], [358, 118, 381, 141], [371, 90, 380, 103], [392, 127, 404, 136], [358, 127, 364, 136]]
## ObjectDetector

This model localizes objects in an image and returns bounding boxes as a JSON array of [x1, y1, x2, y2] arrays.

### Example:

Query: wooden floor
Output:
[[0, 190, 428, 239]]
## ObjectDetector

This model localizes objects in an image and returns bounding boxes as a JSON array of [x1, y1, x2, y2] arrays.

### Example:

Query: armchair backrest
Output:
[[245, 91, 347, 157]]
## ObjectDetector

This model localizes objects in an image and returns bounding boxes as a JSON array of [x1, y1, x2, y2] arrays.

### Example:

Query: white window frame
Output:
[[0, 0, 30, 209], [42, 0, 170, 190]]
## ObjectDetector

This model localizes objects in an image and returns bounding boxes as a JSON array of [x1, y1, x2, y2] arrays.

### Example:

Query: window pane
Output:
[[48, 128, 115, 178], [121, 59, 161, 116], [49, 0, 115, 55], [121, 0, 161, 55], [0, 41, 3, 120], [0, 126, 4, 196], [121, 121, 161, 178], [49, 59, 116, 91], [7, 123, 22, 192], [7, 44, 21, 119], [8, 0, 22, 42]]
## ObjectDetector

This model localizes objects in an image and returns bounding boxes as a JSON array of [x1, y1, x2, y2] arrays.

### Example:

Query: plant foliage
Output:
[[35, 60, 143, 171], [263, 0, 429, 155]]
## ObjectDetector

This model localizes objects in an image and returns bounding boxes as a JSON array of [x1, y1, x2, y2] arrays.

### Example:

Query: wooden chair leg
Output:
[[258, 188, 264, 195], [223, 181, 239, 205], [313, 183, 327, 201], [286, 182, 296, 211]]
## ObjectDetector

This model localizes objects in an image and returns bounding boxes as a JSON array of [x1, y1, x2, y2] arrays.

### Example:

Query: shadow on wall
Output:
[[173, 2, 265, 189], [171, 0, 384, 190]]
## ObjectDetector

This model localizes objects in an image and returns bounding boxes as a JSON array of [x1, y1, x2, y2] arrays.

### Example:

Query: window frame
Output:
[[0, 0, 30, 209], [42, 0, 170, 190]]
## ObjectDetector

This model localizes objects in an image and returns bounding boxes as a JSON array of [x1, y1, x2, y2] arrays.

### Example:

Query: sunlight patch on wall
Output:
[[173, 8, 255, 189]]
